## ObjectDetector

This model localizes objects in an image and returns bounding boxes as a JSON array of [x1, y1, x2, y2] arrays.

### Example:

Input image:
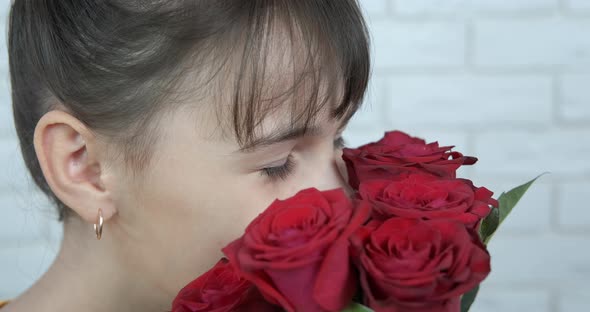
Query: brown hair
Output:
[[7, 0, 371, 221]]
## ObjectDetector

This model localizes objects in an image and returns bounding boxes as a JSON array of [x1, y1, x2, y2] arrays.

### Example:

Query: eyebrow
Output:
[[233, 118, 349, 154]]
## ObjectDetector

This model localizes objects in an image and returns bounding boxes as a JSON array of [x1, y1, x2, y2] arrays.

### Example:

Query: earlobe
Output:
[[33, 110, 117, 224]]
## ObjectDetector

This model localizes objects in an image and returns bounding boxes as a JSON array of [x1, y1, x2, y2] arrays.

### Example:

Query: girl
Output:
[[3, 0, 370, 311]]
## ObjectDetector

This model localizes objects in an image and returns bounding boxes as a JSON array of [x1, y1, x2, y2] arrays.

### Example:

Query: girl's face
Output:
[[108, 97, 353, 296]]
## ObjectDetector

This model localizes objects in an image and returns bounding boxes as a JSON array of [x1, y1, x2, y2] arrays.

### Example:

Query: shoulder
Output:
[[0, 299, 10, 308]]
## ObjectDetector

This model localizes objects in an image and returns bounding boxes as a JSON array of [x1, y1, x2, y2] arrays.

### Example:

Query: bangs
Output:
[[177, 0, 371, 148]]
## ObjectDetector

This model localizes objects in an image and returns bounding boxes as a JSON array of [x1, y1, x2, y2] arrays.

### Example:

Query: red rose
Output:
[[351, 218, 491, 312], [358, 173, 498, 229], [342, 130, 477, 189], [171, 258, 280, 312], [222, 188, 371, 312]]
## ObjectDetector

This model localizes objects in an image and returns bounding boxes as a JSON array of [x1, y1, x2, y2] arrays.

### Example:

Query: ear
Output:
[[33, 109, 118, 224]]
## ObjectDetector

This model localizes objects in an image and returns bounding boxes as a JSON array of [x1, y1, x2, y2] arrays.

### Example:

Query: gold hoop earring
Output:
[[93, 208, 103, 240]]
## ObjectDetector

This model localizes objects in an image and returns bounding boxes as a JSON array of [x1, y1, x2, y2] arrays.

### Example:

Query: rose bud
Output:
[[171, 258, 280, 312], [351, 218, 491, 312], [342, 130, 477, 189], [358, 173, 498, 230], [222, 187, 371, 312]]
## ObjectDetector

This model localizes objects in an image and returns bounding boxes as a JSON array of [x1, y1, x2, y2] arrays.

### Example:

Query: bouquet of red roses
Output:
[[169, 130, 541, 312]]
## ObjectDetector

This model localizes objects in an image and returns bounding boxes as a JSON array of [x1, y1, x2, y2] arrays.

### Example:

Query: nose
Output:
[[299, 149, 354, 199]]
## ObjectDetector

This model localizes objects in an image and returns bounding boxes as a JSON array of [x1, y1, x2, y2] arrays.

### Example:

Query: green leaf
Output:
[[460, 285, 480, 312], [341, 302, 374, 312], [498, 172, 548, 224], [479, 172, 548, 245], [465, 173, 547, 311], [479, 206, 499, 245]]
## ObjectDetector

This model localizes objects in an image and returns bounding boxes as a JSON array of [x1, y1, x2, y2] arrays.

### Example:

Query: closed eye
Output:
[[260, 136, 346, 181]]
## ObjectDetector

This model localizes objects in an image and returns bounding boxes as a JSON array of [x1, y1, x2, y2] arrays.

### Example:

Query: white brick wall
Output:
[[371, 21, 466, 68], [469, 288, 552, 312], [474, 18, 590, 69], [394, 0, 559, 15], [1, 1, 589, 311], [386, 75, 553, 126], [560, 74, 590, 121], [566, 0, 590, 11], [557, 182, 590, 229]]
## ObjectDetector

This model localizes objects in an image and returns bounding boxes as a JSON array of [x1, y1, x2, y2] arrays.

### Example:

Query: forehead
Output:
[[174, 12, 352, 149], [211, 35, 344, 140]]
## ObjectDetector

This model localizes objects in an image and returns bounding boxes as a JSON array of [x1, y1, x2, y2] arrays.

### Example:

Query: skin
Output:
[[3, 16, 358, 311], [3, 83, 353, 312]]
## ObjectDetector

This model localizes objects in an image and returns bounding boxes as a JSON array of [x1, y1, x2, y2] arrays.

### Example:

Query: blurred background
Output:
[[1, 0, 589, 311]]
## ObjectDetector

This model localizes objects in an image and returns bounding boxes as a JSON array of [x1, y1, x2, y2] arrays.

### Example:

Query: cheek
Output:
[[149, 174, 268, 250], [129, 164, 274, 295]]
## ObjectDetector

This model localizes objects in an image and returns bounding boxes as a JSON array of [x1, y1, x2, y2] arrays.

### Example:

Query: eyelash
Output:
[[261, 136, 347, 181]]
